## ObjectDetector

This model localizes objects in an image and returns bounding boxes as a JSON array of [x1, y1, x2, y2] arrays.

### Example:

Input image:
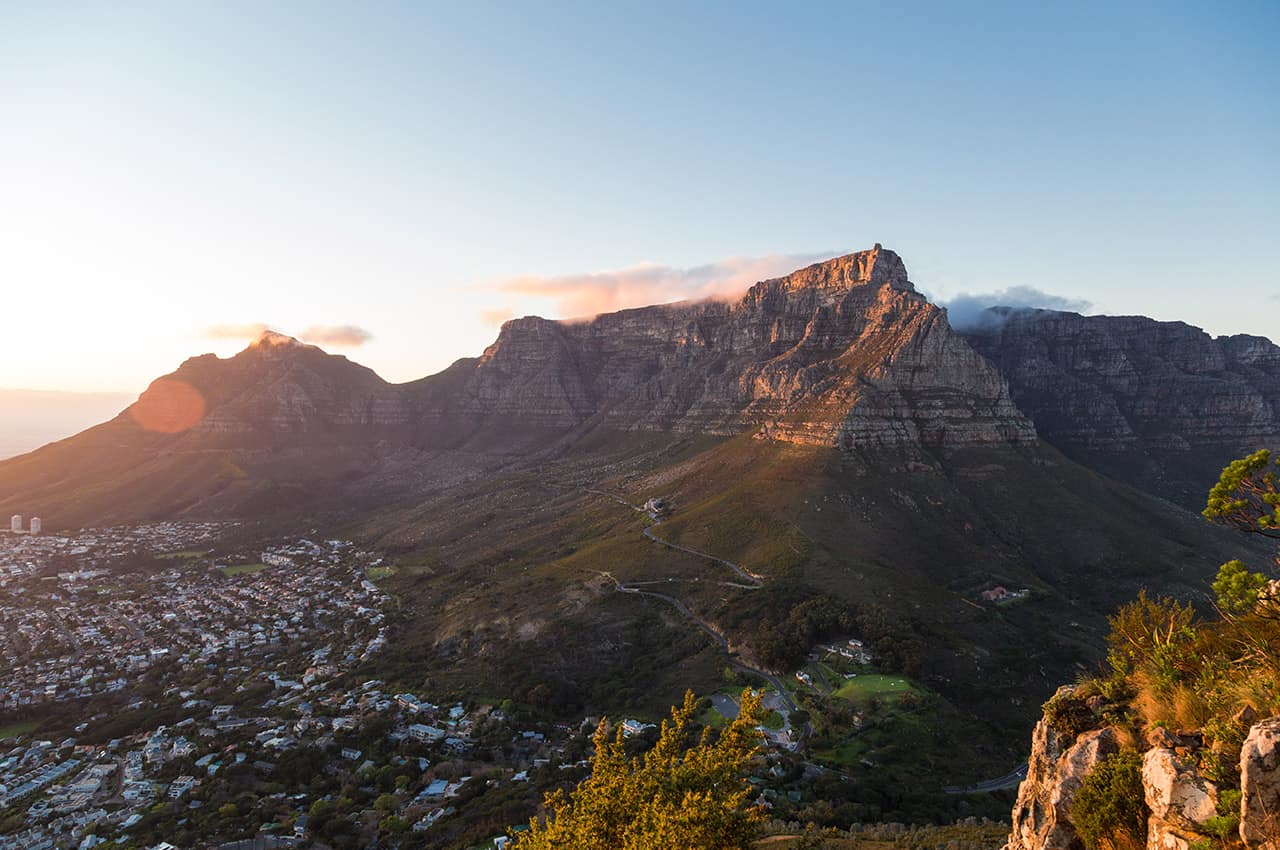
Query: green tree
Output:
[[373, 793, 399, 814], [1203, 449, 1280, 538], [512, 689, 765, 850], [379, 814, 409, 835], [1071, 752, 1148, 850], [1204, 449, 1280, 618], [1212, 559, 1269, 615]]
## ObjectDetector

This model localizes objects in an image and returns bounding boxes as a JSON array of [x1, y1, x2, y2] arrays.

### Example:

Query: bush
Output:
[[1043, 689, 1096, 744], [1071, 752, 1148, 850]]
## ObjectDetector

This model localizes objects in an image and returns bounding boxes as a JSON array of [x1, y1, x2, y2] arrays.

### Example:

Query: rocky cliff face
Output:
[[1007, 689, 1280, 850], [421, 246, 1036, 450], [963, 310, 1280, 507]]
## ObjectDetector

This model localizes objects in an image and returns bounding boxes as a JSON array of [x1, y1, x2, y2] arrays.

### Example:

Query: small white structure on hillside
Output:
[[9, 515, 20, 533], [29, 517, 41, 535]]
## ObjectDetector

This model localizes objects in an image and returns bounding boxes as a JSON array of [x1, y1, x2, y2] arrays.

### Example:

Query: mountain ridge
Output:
[[0, 246, 1275, 528]]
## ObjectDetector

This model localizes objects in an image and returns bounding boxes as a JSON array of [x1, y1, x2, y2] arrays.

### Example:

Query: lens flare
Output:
[[129, 378, 207, 433]]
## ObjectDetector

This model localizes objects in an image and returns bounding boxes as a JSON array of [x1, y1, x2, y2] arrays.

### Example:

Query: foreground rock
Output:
[[1241, 718, 1280, 850], [1007, 701, 1280, 850]]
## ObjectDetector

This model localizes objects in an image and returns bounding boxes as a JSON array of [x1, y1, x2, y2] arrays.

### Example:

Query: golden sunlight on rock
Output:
[[129, 377, 206, 433]]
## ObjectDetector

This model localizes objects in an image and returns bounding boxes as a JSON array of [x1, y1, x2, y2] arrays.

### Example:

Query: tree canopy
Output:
[[1203, 448, 1280, 617], [1203, 448, 1280, 539], [512, 689, 765, 850]]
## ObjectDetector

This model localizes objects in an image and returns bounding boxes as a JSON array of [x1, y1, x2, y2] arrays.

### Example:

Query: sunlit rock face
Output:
[[431, 246, 1036, 450], [963, 308, 1280, 506]]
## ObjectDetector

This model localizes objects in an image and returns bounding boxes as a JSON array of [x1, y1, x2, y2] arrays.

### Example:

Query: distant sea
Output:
[[0, 390, 134, 460]]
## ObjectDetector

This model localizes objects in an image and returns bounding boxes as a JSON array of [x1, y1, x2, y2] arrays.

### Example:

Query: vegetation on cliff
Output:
[[1034, 449, 1280, 850]]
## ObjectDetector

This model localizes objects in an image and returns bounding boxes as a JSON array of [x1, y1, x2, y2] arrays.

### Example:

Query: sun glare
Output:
[[128, 378, 206, 433]]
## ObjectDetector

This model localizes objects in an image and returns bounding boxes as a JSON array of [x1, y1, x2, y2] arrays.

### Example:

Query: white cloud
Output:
[[940, 286, 1093, 331]]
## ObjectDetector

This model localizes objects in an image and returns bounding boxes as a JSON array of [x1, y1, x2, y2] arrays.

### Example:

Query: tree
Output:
[[1071, 752, 1148, 850], [1203, 449, 1280, 539], [512, 689, 765, 850], [1204, 449, 1280, 617], [1212, 559, 1270, 615]]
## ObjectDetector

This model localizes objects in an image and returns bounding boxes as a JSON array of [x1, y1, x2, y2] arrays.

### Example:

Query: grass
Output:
[[760, 709, 785, 730], [365, 566, 398, 581], [0, 721, 39, 740], [220, 563, 270, 577], [812, 705, 935, 767], [833, 674, 918, 705], [157, 549, 208, 560]]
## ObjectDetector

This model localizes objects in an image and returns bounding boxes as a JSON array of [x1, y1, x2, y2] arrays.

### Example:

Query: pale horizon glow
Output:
[[1, 2, 1276, 395]]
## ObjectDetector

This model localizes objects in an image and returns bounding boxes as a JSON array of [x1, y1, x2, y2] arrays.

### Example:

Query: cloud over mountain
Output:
[[489, 252, 832, 319], [205, 322, 271, 340], [940, 286, 1093, 331], [299, 325, 374, 347]]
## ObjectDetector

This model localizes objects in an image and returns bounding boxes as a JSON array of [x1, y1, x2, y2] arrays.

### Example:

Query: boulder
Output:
[[1241, 718, 1280, 849], [1142, 747, 1219, 832]]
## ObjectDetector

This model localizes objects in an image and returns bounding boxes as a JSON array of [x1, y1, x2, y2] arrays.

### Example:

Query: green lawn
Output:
[[157, 549, 208, 560], [220, 563, 270, 577], [833, 673, 918, 704], [365, 566, 398, 581], [0, 721, 39, 740]]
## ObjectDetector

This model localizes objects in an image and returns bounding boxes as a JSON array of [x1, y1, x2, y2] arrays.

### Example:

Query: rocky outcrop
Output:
[[1007, 700, 1280, 850], [963, 309, 1280, 507], [1008, 698, 1119, 850], [1241, 718, 1280, 849]]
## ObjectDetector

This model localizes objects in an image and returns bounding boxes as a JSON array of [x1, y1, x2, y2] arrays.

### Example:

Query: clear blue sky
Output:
[[1, 0, 1276, 391]]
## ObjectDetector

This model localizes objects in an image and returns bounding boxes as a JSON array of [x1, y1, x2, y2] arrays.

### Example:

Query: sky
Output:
[[0, 0, 1276, 394]]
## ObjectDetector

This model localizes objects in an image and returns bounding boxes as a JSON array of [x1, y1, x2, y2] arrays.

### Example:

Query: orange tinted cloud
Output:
[[299, 325, 373, 346], [480, 308, 514, 326], [489, 253, 831, 319], [205, 322, 270, 340]]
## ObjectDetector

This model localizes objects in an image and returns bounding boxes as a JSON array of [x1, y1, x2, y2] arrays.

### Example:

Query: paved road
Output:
[[943, 762, 1029, 794], [709, 694, 740, 720]]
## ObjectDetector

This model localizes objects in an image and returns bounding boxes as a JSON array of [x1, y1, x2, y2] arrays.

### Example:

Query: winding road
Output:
[[588, 489, 793, 712]]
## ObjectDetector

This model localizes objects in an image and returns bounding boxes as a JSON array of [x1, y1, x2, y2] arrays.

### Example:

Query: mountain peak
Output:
[[769, 244, 913, 298], [249, 329, 308, 350]]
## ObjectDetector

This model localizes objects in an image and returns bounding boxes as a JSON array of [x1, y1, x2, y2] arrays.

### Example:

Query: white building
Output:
[[29, 518, 41, 535], [9, 515, 20, 533]]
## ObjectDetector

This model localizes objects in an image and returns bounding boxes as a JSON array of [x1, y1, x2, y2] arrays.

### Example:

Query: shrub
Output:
[[1071, 752, 1148, 850], [1043, 689, 1096, 744]]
